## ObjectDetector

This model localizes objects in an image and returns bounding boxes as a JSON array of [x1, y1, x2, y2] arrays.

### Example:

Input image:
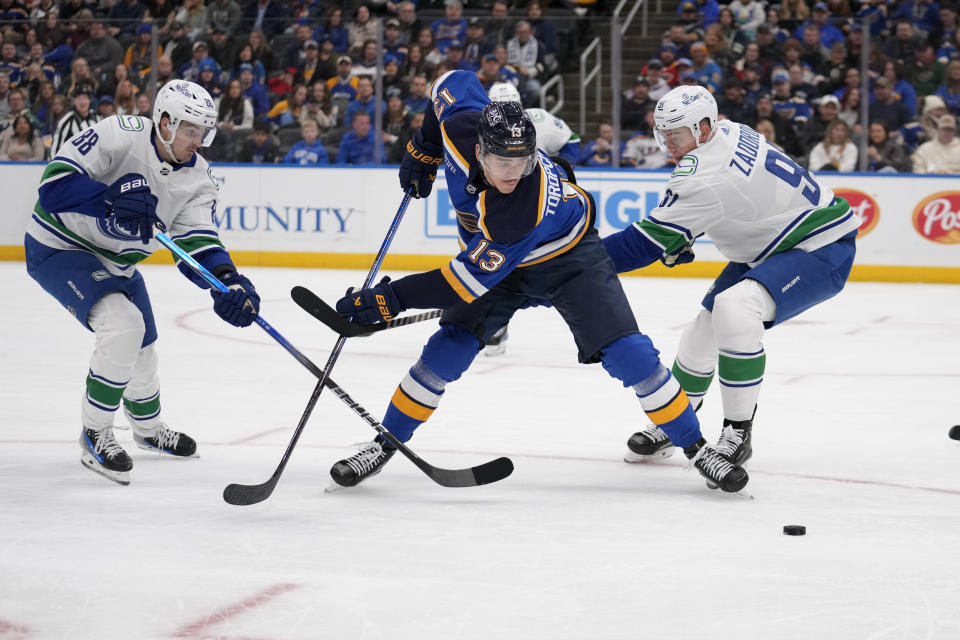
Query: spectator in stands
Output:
[[268, 83, 308, 128], [294, 39, 322, 85], [384, 19, 409, 65], [837, 85, 862, 130], [416, 27, 444, 68], [1, 87, 38, 134], [41, 93, 67, 136], [321, 7, 350, 53], [657, 43, 680, 85], [622, 79, 655, 130], [834, 66, 860, 100], [336, 110, 384, 164], [444, 42, 473, 73], [283, 118, 329, 165], [51, 86, 99, 153], [788, 62, 819, 102], [283, 21, 313, 70], [0, 42, 22, 88], [754, 118, 779, 147], [176, 0, 209, 42], [63, 56, 99, 97], [674, 57, 694, 85], [400, 74, 427, 114], [231, 43, 266, 85], [703, 23, 736, 74], [381, 89, 407, 150], [97, 95, 116, 118], [395, 1, 422, 47], [795, 23, 826, 70], [866, 120, 911, 172], [893, 0, 940, 39], [247, 29, 275, 72], [353, 39, 380, 77], [779, 0, 811, 34], [525, 1, 557, 56], [919, 94, 950, 142], [808, 118, 857, 170], [665, 22, 696, 56], [728, 0, 764, 36], [854, 0, 887, 38], [579, 122, 623, 167], [796, 3, 845, 49], [0, 113, 44, 160], [309, 38, 338, 84], [623, 113, 670, 168], [349, 4, 380, 56], [124, 24, 160, 79], [733, 42, 764, 82], [74, 22, 123, 83], [692, 0, 721, 27], [936, 59, 960, 114], [755, 92, 803, 155], [208, 27, 237, 72], [717, 79, 756, 122], [108, 0, 146, 42], [239, 63, 269, 115], [484, 0, 514, 48], [153, 55, 177, 91], [805, 94, 840, 148], [327, 55, 359, 105], [402, 44, 430, 81], [689, 40, 722, 91], [817, 42, 849, 96], [869, 77, 913, 132], [382, 56, 409, 96], [644, 58, 671, 100], [0, 72, 9, 121], [301, 80, 338, 131], [883, 20, 921, 66], [432, 0, 467, 55], [31, 79, 55, 125], [163, 21, 193, 71], [239, 117, 280, 162], [344, 75, 385, 128], [905, 43, 946, 97], [208, 0, 243, 37], [913, 113, 960, 172], [36, 11, 67, 52], [243, 0, 285, 39], [136, 91, 151, 115], [114, 79, 138, 114], [217, 78, 255, 137], [937, 4, 959, 54]]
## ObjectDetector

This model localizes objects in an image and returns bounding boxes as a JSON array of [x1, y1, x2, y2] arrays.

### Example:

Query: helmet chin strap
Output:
[[154, 120, 184, 164]]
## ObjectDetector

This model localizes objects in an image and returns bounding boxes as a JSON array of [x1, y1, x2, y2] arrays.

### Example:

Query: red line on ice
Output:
[[171, 583, 299, 638], [0, 619, 31, 636]]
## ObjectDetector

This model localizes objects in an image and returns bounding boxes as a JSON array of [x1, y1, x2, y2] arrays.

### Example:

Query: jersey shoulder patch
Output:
[[115, 114, 146, 132], [672, 154, 698, 177]]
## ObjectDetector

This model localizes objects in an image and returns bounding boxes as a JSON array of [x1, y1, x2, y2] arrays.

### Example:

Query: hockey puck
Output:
[[949, 426, 960, 441], [783, 525, 806, 536]]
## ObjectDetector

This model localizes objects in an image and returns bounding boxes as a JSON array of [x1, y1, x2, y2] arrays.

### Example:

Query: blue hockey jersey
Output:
[[414, 70, 594, 306]]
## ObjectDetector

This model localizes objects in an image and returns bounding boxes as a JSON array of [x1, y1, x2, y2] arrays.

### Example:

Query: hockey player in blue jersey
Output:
[[24, 80, 261, 486], [601, 85, 858, 487], [328, 70, 749, 494]]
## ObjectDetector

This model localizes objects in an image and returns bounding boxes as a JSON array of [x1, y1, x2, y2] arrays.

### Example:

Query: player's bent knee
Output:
[[89, 293, 147, 351], [420, 324, 483, 382], [600, 334, 663, 388]]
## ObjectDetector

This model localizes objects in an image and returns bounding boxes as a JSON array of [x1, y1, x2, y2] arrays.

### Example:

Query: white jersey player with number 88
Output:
[[602, 85, 860, 486], [24, 80, 261, 486]]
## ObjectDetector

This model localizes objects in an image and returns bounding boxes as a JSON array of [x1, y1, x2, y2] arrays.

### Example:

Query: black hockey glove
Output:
[[660, 245, 695, 268], [212, 271, 261, 327], [104, 173, 162, 244], [399, 129, 443, 198], [336, 276, 406, 325]]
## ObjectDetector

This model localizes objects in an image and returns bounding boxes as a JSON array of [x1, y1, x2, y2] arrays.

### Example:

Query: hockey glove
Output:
[[336, 276, 405, 325], [660, 245, 695, 268], [211, 271, 261, 327], [104, 173, 162, 244], [399, 129, 443, 198]]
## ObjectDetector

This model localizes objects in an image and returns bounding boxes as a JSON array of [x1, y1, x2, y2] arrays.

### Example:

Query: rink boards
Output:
[[1, 163, 958, 283]]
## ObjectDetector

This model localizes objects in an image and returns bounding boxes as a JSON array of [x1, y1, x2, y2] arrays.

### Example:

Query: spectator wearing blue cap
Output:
[[476, 49, 519, 92], [283, 118, 329, 165], [446, 41, 476, 73], [108, 0, 146, 41], [641, 58, 671, 100], [770, 66, 812, 126], [97, 94, 116, 118], [336, 110, 385, 164], [197, 58, 224, 100], [238, 62, 269, 115], [382, 56, 409, 97], [792, 2, 845, 49]]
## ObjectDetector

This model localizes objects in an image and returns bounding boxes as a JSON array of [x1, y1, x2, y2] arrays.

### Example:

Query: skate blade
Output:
[[80, 456, 130, 486], [483, 344, 507, 357], [624, 447, 676, 464], [324, 481, 351, 493], [705, 481, 754, 499]]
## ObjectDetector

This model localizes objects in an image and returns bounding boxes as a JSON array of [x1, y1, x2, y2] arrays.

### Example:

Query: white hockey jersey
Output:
[[635, 121, 860, 265], [526, 108, 579, 156], [27, 115, 224, 277]]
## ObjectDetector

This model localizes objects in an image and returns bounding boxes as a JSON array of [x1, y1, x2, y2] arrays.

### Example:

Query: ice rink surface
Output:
[[2, 261, 959, 639]]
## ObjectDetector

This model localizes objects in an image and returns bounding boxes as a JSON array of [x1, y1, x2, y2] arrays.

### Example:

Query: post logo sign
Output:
[[912, 191, 960, 244], [834, 188, 880, 238]]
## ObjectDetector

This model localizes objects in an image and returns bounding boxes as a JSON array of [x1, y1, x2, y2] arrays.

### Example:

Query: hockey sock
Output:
[[632, 365, 700, 449], [717, 348, 765, 422], [123, 343, 162, 433], [382, 359, 449, 442], [671, 357, 714, 409]]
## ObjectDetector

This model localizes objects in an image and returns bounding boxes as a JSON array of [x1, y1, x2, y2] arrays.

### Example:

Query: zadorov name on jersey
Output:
[[729, 127, 761, 177], [540, 154, 562, 216]]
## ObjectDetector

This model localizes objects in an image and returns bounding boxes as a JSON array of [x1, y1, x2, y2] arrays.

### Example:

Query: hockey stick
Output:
[[291, 286, 442, 337], [158, 233, 511, 491]]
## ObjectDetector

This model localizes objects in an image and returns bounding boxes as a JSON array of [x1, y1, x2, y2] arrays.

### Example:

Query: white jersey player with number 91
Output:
[[602, 85, 861, 485]]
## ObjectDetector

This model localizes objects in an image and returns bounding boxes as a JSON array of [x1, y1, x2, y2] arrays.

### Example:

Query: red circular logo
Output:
[[912, 191, 960, 244], [833, 188, 880, 238]]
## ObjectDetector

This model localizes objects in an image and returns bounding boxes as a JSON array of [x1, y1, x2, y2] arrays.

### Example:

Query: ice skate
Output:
[[133, 423, 198, 457], [80, 426, 133, 485], [328, 438, 396, 489], [624, 424, 676, 462], [683, 437, 749, 494], [705, 417, 754, 490], [483, 326, 508, 357]]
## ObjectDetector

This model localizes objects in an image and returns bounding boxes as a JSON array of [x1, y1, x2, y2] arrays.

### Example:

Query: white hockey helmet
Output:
[[153, 80, 218, 159], [488, 82, 521, 103], [653, 85, 718, 152]]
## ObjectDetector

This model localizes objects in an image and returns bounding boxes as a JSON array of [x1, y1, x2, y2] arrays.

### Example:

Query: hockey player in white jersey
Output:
[[488, 82, 581, 165], [24, 80, 261, 486], [602, 85, 860, 486]]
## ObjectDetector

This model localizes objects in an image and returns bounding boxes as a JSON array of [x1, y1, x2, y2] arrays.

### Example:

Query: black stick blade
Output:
[[223, 479, 278, 506], [425, 456, 514, 487]]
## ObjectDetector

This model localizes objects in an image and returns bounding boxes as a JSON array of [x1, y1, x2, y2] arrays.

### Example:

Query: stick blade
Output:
[[223, 480, 277, 506], [425, 456, 514, 487], [291, 286, 365, 337]]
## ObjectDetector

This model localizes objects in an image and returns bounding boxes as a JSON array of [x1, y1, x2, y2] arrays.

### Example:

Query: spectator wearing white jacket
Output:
[[507, 21, 544, 107], [913, 114, 960, 173], [808, 118, 858, 171]]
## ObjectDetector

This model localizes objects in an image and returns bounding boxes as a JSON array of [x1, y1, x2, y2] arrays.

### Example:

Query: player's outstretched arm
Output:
[[602, 223, 680, 273]]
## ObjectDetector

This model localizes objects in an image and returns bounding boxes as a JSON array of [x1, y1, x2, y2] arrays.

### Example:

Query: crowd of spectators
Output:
[[582, 0, 960, 173], [0, 0, 589, 164]]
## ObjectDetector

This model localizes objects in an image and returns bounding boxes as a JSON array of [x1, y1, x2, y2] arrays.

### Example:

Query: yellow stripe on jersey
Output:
[[519, 185, 592, 267], [390, 387, 436, 422], [536, 161, 546, 226], [440, 121, 470, 175], [477, 190, 492, 240], [645, 389, 690, 426], [440, 261, 477, 303]]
